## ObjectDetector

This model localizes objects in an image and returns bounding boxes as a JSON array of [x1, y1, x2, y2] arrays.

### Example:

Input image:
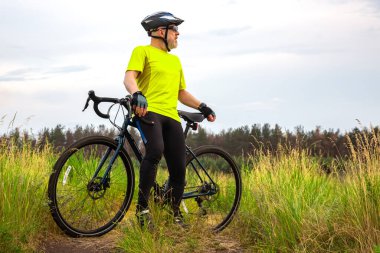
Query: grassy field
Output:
[[1, 129, 380, 252], [0, 142, 56, 252]]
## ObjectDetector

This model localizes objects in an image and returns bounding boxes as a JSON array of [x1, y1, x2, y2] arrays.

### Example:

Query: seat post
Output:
[[184, 122, 191, 139]]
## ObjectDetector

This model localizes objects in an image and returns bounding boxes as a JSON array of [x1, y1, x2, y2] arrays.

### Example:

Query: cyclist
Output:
[[123, 11, 216, 229]]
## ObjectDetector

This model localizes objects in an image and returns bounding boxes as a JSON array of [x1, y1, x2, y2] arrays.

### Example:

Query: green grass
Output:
[[231, 129, 380, 252], [0, 140, 56, 252], [2, 128, 380, 252]]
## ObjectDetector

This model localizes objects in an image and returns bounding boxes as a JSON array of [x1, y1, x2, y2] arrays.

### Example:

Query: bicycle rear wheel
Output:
[[182, 145, 242, 232], [48, 136, 134, 237]]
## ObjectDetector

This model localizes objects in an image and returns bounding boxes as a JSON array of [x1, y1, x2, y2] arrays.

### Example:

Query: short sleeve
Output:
[[179, 68, 186, 90], [126, 46, 146, 72], [177, 58, 186, 90]]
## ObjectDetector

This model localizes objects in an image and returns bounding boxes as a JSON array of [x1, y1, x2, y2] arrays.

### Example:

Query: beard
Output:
[[169, 40, 178, 50]]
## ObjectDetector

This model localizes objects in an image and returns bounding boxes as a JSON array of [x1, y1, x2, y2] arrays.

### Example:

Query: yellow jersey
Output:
[[127, 45, 186, 122]]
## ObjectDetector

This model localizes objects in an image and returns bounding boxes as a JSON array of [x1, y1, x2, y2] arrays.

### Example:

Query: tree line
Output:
[[2, 123, 378, 160]]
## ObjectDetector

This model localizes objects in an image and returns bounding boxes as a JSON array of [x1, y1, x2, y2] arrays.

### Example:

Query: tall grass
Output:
[[232, 128, 380, 252], [0, 140, 55, 252], [2, 127, 380, 252]]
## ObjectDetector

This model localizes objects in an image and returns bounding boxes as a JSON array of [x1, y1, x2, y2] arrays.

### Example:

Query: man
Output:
[[123, 11, 216, 229]]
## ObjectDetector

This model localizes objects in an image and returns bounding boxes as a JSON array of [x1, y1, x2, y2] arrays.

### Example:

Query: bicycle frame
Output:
[[89, 117, 137, 184], [89, 114, 217, 200], [182, 145, 218, 200]]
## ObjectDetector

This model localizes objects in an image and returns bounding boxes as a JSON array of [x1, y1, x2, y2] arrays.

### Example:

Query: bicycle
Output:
[[48, 90, 242, 237]]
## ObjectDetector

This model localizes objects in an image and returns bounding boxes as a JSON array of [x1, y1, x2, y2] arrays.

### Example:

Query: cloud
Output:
[[209, 26, 251, 36], [45, 65, 89, 74], [0, 65, 89, 82], [230, 98, 284, 111], [0, 68, 39, 82], [368, 0, 380, 11]]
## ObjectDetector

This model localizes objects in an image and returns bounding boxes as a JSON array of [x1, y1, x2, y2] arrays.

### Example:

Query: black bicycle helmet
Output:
[[141, 12, 184, 52], [141, 12, 184, 32]]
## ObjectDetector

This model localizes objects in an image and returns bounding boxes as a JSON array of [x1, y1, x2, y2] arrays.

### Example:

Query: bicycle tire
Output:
[[182, 145, 242, 232], [48, 136, 135, 237]]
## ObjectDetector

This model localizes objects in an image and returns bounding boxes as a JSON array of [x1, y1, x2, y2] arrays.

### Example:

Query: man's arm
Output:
[[178, 89, 216, 122], [123, 71, 140, 94], [178, 89, 201, 109], [124, 70, 147, 117]]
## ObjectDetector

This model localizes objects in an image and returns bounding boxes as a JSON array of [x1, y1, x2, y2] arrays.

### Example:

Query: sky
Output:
[[1, 0, 380, 135]]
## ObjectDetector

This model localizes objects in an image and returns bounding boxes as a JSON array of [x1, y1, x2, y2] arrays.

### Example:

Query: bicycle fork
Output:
[[88, 135, 126, 192]]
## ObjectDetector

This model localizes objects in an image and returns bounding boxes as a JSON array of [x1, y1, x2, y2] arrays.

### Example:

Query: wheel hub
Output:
[[87, 177, 109, 199]]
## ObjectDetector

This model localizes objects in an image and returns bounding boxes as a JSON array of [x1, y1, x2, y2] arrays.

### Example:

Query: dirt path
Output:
[[40, 236, 243, 253], [38, 221, 245, 253], [39, 233, 244, 253], [39, 232, 122, 253]]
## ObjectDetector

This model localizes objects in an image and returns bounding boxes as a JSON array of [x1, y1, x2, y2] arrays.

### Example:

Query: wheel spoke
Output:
[[182, 146, 242, 232]]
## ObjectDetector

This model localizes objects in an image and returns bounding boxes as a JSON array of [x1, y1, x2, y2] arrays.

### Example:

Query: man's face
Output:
[[157, 25, 180, 50]]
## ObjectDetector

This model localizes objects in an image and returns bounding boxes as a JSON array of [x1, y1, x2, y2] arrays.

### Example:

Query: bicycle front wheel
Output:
[[182, 145, 242, 232], [48, 136, 135, 237]]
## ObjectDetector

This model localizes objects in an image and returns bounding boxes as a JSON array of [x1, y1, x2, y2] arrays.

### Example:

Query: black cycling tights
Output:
[[137, 112, 186, 214]]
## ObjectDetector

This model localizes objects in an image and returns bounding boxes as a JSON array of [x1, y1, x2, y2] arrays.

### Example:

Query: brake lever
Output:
[[82, 97, 90, 112]]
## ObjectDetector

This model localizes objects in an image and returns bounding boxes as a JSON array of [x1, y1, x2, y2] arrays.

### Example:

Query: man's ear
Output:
[[158, 29, 164, 37], [152, 29, 163, 37]]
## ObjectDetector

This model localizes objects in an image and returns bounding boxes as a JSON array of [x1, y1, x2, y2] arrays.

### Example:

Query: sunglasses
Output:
[[158, 25, 179, 32]]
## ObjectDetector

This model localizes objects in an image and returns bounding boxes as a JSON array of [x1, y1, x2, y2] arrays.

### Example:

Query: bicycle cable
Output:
[[107, 102, 127, 131]]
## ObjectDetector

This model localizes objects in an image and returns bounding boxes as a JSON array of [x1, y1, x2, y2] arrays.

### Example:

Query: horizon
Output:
[[0, 112, 374, 138]]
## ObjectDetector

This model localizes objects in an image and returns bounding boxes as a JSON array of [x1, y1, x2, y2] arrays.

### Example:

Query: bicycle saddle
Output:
[[178, 110, 205, 123]]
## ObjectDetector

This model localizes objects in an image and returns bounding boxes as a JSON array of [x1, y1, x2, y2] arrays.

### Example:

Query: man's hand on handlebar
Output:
[[132, 91, 148, 117]]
